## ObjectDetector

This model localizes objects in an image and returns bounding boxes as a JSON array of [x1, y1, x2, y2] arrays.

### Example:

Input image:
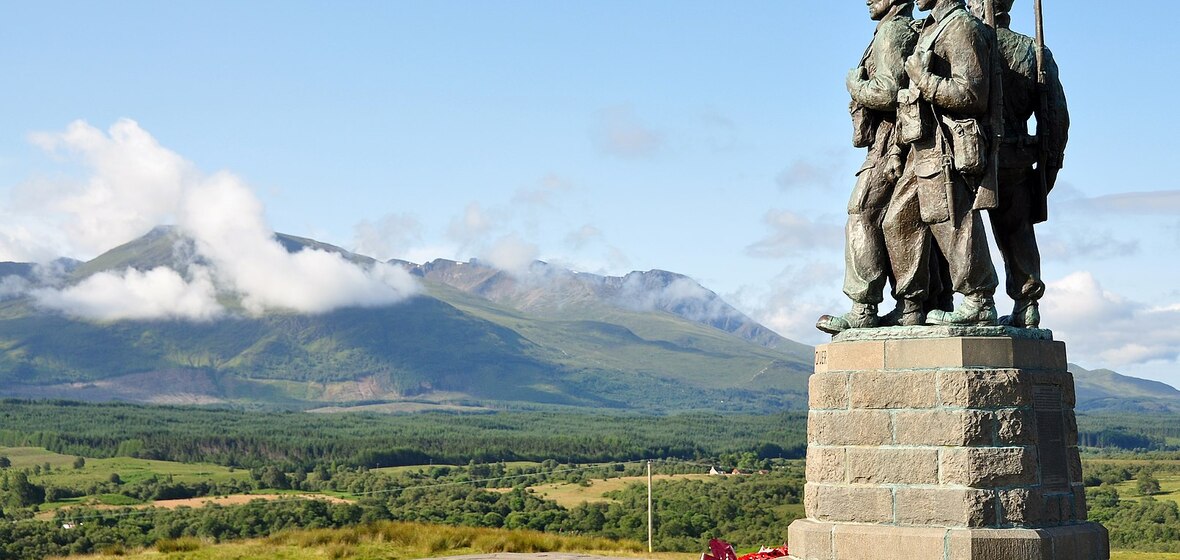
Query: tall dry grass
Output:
[[262, 521, 645, 557]]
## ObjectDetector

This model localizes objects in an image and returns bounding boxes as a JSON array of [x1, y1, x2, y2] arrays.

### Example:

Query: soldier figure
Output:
[[882, 0, 1000, 326], [969, 0, 1069, 328], [816, 0, 918, 334]]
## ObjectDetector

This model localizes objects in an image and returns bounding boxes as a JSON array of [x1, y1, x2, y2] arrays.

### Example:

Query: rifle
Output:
[[1034, 0, 1052, 209], [975, 0, 1002, 211]]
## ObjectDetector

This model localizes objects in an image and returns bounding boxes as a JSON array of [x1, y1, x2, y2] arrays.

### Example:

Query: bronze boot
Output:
[[999, 299, 1040, 328], [925, 294, 998, 327], [879, 299, 925, 327], [816, 303, 879, 335]]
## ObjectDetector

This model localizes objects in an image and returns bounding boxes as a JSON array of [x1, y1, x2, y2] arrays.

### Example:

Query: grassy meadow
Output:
[[1086, 457, 1180, 506], [52, 521, 681, 560], [1113, 473, 1180, 506], [525, 474, 715, 508], [46, 521, 1180, 560], [1113, 553, 1180, 560], [2, 446, 250, 487]]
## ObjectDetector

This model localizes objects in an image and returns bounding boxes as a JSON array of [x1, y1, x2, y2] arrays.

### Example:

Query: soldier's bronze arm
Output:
[[910, 15, 991, 116], [850, 24, 916, 111]]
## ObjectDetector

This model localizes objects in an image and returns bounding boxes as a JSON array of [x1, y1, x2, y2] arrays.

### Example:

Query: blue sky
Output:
[[1, 2, 1178, 387]]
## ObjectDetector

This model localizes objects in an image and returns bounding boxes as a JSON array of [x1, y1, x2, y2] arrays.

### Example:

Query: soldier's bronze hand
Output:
[[847, 67, 867, 92], [904, 51, 931, 90]]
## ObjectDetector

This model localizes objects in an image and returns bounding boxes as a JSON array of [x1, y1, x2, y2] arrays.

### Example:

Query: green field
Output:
[[526, 474, 715, 508], [0, 446, 78, 469], [1112, 553, 1180, 560], [1112, 473, 1180, 506], [1, 446, 251, 487]]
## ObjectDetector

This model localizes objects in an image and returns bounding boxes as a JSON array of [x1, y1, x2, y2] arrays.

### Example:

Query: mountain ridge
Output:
[[0, 227, 812, 411], [0, 226, 1174, 414], [1069, 363, 1180, 413]]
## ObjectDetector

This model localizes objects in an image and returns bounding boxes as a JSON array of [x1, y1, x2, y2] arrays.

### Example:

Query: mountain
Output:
[[1069, 363, 1180, 414], [412, 258, 799, 351], [0, 228, 813, 412]]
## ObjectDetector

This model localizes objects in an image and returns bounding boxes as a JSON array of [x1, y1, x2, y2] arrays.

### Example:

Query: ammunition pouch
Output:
[[850, 102, 875, 148], [914, 157, 952, 224], [896, 87, 930, 144], [942, 116, 987, 175]]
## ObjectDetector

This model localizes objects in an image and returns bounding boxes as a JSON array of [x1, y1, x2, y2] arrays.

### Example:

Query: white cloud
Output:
[[0, 221, 62, 263], [17, 120, 418, 320], [1064, 190, 1180, 215], [1041, 271, 1180, 372], [483, 234, 539, 275], [0, 275, 31, 300], [352, 213, 422, 262], [729, 261, 844, 346], [447, 202, 496, 246], [179, 172, 417, 315], [26, 119, 191, 257], [592, 105, 663, 159], [33, 266, 222, 321], [1039, 231, 1139, 262], [1039, 271, 1133, 324], [746, 209, 843, 258], [775, 151, 848, 192], [564, 224, 602, 250], [512, 173, 574, 208]]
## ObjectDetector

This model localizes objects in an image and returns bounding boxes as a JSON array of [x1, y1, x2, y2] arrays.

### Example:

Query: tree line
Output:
[[0, 400, 806, 470]]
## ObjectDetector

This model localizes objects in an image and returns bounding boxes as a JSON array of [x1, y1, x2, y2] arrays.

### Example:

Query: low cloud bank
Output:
[[12, 119, 417, 321]]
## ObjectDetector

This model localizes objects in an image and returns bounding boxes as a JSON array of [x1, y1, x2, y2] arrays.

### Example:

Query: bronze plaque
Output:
[[1034, 385, 1070, 492]]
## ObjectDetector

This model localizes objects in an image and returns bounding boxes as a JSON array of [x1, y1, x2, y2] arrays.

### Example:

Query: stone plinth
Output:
[[789, 328, 1109, 560]]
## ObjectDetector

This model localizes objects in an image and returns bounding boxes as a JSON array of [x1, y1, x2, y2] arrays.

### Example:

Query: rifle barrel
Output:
[[1035, 0, 1047, 84]]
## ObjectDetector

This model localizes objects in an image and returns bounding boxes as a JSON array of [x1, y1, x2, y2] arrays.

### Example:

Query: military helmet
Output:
[[991, 0, 1016, 12], [970, 0, 1015, 15]]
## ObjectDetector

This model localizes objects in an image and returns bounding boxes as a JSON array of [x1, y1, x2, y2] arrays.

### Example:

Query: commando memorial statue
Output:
[[790, 2, 1107, 559], [818, 0, 1067, 334]]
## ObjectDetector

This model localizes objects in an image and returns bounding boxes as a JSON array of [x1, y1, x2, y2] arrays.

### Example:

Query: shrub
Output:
[[156, 537, 202, 553]]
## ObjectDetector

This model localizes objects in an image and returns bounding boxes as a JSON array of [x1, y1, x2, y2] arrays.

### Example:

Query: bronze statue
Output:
[[817, 0, 919, 335], [816, 0, 1070, 334], [968, 0, 1069, 328], [886, 0, 1001, 327]]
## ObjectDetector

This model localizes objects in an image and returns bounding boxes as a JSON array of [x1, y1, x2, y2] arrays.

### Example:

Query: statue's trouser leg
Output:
[[844, 169, 892, 305], [988, 168, 1045, 301], [884, 169, 999, 300], [924, 242, 953, 313], [882, 170, 932, 303], [928, 201, 999, 298]]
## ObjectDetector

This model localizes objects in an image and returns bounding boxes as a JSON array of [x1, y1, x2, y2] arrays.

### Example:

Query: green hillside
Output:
[[0, 228, 813, 411], [1071, 363, 1180, 413]]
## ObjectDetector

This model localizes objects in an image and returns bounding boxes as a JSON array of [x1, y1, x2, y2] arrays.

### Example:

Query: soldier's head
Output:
[[967, 0, 1015, 18], [915, 0, 939, 12], [868, 0, 915, 21]]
